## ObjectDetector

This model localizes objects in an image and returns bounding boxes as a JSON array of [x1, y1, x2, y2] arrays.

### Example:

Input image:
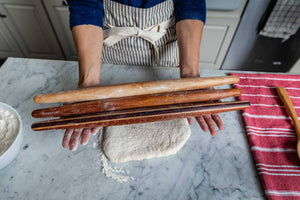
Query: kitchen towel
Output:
[[259, 0, 300, 42], [230, 73, 300, 200]]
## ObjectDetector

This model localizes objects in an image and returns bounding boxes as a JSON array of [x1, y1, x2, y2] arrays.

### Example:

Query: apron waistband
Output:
[[103, 18, 175, 64]]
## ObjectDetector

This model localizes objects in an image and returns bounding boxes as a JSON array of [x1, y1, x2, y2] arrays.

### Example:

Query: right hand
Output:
[[62, 127, 101, 151], [62, 82, 101, 151]]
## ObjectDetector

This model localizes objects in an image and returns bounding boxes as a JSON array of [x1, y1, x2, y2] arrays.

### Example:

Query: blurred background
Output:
[[0, 0, 299, 72]]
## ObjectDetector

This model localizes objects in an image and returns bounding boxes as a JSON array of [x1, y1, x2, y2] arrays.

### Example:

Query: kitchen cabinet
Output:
[[0, 17, 23, 59], [199, 18, 239, 69], [200, 0, 247, 69], [43, 0, 77, 60], [0, 0, 64, 59]]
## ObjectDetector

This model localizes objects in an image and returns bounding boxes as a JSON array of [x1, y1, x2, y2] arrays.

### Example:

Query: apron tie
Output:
[[103, 18, 174, 65]]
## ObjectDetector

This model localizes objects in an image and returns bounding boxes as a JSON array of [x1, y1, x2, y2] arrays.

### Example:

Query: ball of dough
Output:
[[100, 119, 191, 163]]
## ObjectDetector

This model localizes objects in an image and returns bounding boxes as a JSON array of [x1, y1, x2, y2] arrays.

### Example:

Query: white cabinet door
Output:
[[43, 0, 77, 60], [199, 0, 247, 69], [199, 17, 239, 69], [0, 18, 23, 59], [0, 0, 64, 59]]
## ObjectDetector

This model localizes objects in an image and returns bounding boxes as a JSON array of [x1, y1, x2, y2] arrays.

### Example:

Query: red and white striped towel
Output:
[[230, 73, 300, 200]]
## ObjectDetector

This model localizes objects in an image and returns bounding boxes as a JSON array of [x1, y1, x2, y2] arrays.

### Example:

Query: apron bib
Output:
[[102, 0, 179, 67]]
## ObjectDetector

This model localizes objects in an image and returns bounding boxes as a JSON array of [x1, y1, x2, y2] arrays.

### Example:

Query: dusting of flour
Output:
[[98, 128, 134, 183], [0, 109, 19, 156], [100, 153, 134, 183]]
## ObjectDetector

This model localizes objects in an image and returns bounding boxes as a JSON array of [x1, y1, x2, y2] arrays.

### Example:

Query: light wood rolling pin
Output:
[[31, 101, 250, 131], [33, 76, 240, 104], [276, 87, 300, 160], [32, 88, 242, 118]]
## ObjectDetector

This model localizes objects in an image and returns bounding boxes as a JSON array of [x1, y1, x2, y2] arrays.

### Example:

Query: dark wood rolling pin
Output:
[[31, 101, 250, 131], [33, 76, 240, 103], [32, 88, 242, 118]]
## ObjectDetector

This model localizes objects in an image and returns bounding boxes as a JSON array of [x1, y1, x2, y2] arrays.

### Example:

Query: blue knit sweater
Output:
[[67, 0, 206, 30]]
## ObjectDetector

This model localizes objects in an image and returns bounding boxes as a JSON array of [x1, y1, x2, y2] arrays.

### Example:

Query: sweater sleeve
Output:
[[67, 0, 103, 30], [174, 0, 206, 24]]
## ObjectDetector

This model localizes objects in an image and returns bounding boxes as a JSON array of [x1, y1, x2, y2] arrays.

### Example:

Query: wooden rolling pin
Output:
[[276, 87, 300, 160], [32, 88, 242, 118], [34, 76, 240, 103], [31, 101, 250, 131]]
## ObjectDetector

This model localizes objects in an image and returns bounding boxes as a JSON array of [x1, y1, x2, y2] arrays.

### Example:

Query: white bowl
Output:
[[0, 102, 23, 170]]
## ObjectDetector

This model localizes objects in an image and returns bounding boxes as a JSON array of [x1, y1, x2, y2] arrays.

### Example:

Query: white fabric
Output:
[[259, 0, 300, 42], [103, 18, 174, 64]]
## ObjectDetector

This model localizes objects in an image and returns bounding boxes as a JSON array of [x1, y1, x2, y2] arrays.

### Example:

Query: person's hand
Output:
[[187, 108, 224, 136], [62, 127, 101, 151], [181, 74, 224, 136], [62, 83, 101, 151]]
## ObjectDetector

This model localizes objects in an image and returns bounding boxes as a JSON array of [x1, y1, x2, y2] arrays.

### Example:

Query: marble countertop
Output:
[[0, 58, 265, 200]]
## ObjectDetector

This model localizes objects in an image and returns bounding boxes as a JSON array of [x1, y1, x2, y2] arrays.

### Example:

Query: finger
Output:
[[211, 113, 224, 130], [91, 127, 101, 135], [195, 116, 209, 132], [81, 129, 91, 145], [187, 117, 194, 125], [203, 115, 217, 136], [69, 128, 83, 151], [62, 129, 74, 148]]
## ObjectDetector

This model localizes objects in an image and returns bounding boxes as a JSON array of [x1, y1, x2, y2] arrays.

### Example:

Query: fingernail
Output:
[[82, 141, 88, 146], [70, 144, 78, 151]]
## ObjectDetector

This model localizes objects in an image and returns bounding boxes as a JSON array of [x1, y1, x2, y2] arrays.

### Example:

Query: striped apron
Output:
[[102, 0, 179, 67]]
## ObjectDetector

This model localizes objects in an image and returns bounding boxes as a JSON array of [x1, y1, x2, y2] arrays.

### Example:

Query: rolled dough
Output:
[[100, 119, 191, 163]]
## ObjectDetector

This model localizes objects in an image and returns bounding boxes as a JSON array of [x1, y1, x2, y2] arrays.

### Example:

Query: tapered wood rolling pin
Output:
[[32, 88, 242, 118], [32, 101, 250, 131], [33, 76, 240, 104], [276, 87, 300, 160]]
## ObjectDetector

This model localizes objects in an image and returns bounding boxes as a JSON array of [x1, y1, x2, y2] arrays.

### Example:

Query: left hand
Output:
[[181, 74, 224, 136], [187, 112, 224, 136]]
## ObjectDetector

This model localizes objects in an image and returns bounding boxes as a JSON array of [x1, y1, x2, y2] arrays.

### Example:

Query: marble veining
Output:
[[0, 58, 265, 200]]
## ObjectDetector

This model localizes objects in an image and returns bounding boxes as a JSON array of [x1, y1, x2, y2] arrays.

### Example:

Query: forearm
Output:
[[72, 25, 103, 87], [176, 20, 204, 78]]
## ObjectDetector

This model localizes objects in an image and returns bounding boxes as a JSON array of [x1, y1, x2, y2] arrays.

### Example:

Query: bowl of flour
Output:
[[0, 102, 22, 170]]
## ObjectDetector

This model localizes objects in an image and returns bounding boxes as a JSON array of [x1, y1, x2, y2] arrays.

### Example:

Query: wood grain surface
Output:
[[33, 76, 240, 103], [32, 88, 242, 118], [276, 87, 300, 160], [32, 101, 250, 131]]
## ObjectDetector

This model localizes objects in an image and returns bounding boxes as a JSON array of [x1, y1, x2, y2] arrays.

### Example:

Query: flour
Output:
[[100, 153, 134, 183], [0, 109, 19, 156], [98, 128, 134, 183], [98, 119, 191, 183]]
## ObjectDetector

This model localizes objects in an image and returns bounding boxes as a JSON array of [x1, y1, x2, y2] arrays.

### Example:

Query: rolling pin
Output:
[[34, 76, 240, 103], [276, 87, 300, 160], [31, 101, 250, 131], [32, 88, 242, 118]]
